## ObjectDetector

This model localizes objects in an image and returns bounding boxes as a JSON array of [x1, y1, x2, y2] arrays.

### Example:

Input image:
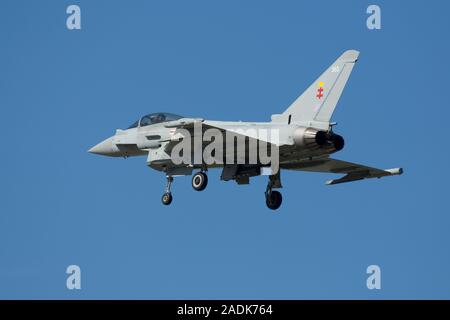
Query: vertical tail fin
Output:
[[272, 50, 359, 124]]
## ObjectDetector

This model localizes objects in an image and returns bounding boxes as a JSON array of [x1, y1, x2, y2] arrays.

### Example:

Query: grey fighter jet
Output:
[[89, 50, 403, 210]]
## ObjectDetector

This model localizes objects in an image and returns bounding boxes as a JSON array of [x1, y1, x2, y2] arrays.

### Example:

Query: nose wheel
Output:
[[192, 171, 208, 191], [161, 192, 172, 205], [161, 176, 173, 206]]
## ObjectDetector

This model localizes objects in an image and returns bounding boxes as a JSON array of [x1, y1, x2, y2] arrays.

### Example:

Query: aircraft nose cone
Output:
[[88, 137, 115, 156]]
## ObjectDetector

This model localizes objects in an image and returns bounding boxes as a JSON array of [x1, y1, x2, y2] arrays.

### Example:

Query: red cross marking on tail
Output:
[[316, 87, 324, 99]]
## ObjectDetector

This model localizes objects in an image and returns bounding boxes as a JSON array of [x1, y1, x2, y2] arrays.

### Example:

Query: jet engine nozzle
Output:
[[330, 133, 345, 151], [293, 127, 345, 151], [293, 127, 327, 148]]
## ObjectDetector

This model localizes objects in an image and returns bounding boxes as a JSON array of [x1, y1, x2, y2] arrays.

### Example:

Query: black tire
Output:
[[266, 190, 282, 210], [192, 172, 208, 191], [161, 192, 173, 205]]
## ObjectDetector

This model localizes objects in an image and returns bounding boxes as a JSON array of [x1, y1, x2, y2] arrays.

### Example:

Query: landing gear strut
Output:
[[265, 173, 282, 210], [192, 171, 208, 191], [161, 176, 173, 205]]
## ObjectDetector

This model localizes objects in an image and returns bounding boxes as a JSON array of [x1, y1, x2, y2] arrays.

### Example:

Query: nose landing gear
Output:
[[161, 176, 173, 205]]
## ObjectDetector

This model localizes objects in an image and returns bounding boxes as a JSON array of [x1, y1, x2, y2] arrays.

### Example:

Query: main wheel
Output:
[[192, 172, 208, 191], [266, 190, 282, 210], [161, 192, 173, 205]]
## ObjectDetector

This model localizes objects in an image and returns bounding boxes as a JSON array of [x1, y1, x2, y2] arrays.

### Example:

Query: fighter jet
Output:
[[88, 50, 402, 210]]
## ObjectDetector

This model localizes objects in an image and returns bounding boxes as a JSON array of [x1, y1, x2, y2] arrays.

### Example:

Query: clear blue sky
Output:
[[1, 0, 449, 299]]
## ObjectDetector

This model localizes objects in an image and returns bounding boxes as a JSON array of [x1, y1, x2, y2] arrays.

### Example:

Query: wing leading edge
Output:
[[282, 157, 403, 185]]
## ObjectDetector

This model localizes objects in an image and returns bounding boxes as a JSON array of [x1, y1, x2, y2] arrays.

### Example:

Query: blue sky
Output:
[[1, 0, 449, 299]]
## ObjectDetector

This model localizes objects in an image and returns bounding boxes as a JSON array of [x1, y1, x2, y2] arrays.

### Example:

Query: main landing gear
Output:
[[162, 171, 283, 209], [161, 176, 173, 205], [265, 174, 283, 210], [192, 171, 208, 191]]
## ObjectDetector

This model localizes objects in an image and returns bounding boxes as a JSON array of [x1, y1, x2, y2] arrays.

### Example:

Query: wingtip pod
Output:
[[385, 167, 404, 176], [340, 50, 360, 63]]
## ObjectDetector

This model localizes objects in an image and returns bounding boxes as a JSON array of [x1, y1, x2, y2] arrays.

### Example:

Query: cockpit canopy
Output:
[[128, 112, 184, 129]]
